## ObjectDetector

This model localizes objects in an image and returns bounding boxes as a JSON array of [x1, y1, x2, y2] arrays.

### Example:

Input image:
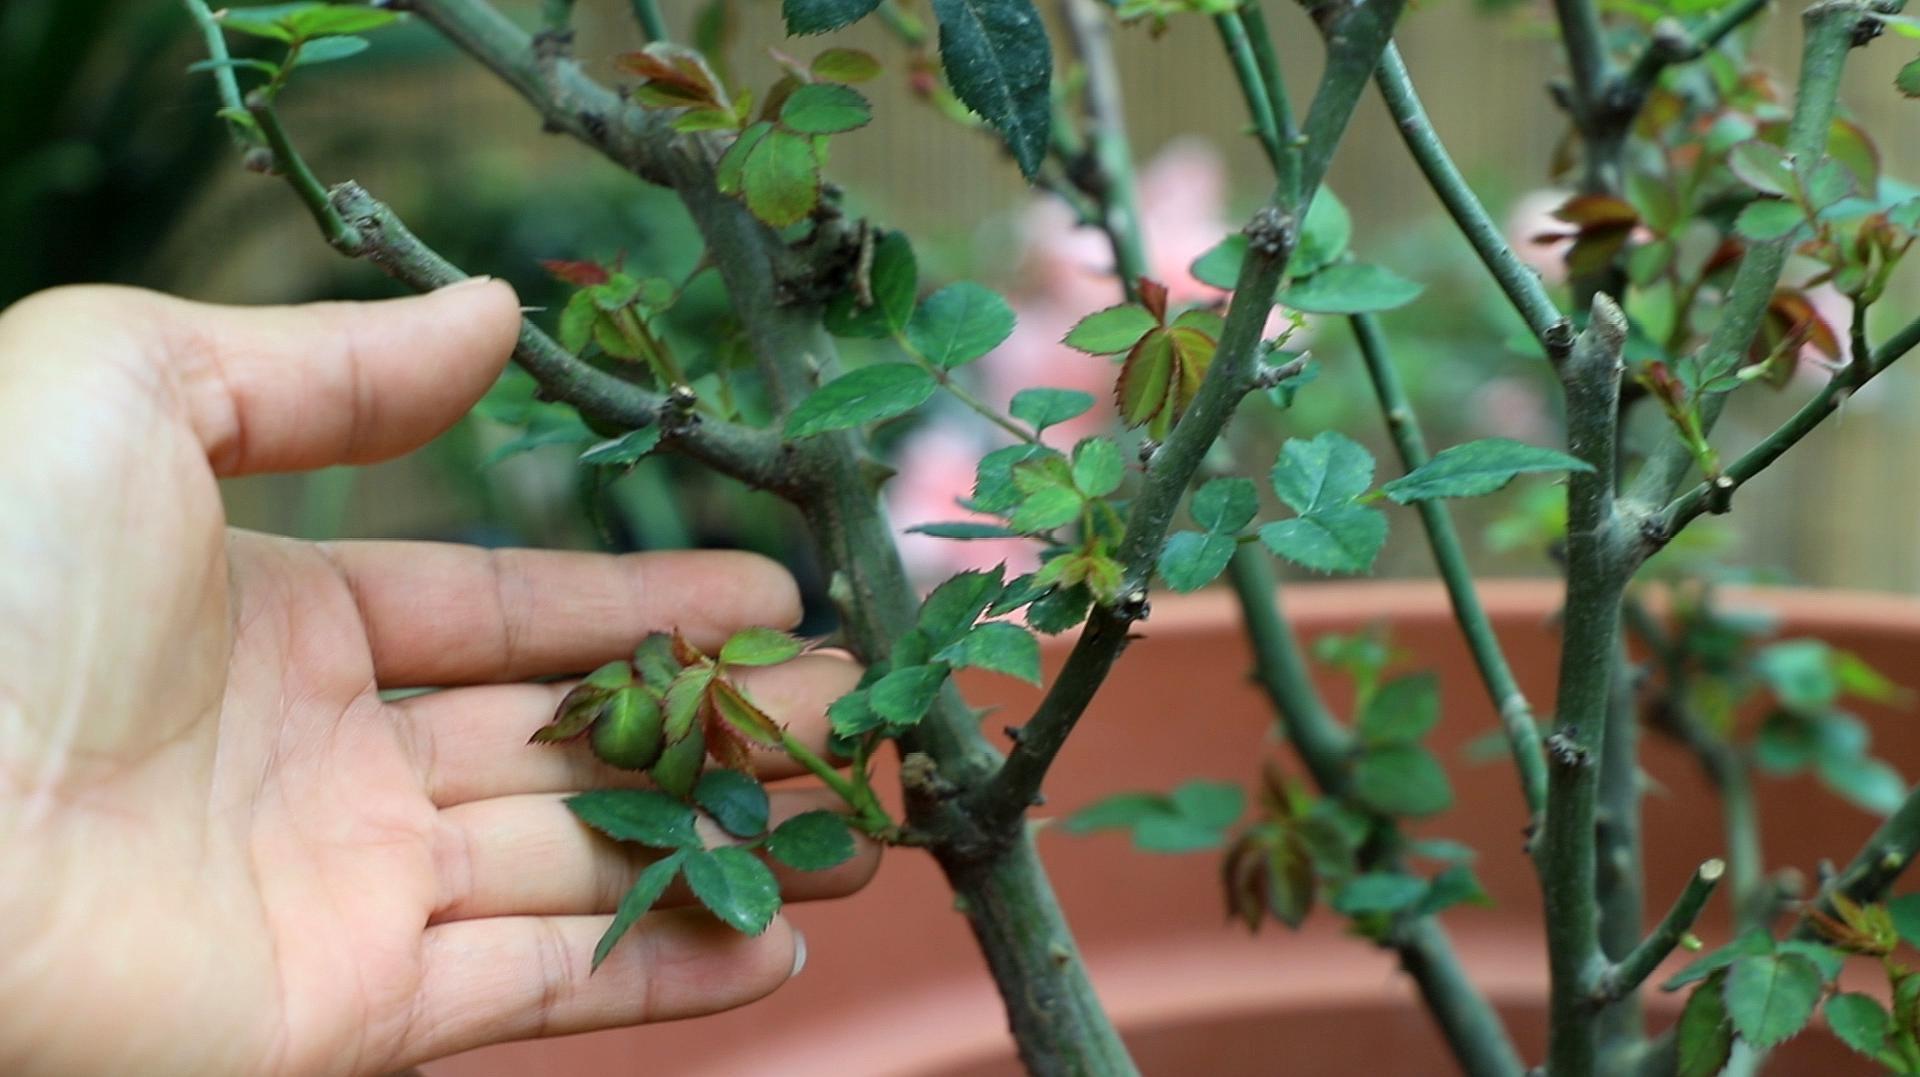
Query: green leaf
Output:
[[579, 425, 663, 467], [1416, 864, 1491, 916], [826, 687, 882, 738], [1191, 477, 1258, 533], [1289, 188, 1352, 277], [1009, 483, 1084, 533], [1663, 929, 1776, 991], [693, 770, 771, 838], [566, 789, 702, 850], [1826, 993, 1891, 1061], [935, 622, 1041, 684], [918, 566, 1005, 648], [1271, 432, 1376, 514], [1064, 304, 1158, 354], [1063, 792, 1165, 832], [906, 282, 1015, 368], [1170, 780, 1245, 830], [1724, 952, 1824, 1049], [786, 363, 937, 436], [908, 521, 1023, 540], [779, 82, 872, 134], [220, 15, 295, 42], [681, 847, 782, 935], [1817, 752, 1906, 815], [811, 47, 883, 83], [870, 664, 949, 726], [1332, 872, 1428, 915], [716, 122, 772, 196], [1259, 506, 1388, 574], [1757, 641, 1839, 712], [741, 127, 820, 228], [767, 810, 859, 870], [1676, 972, 1735, 1077], [1279, 263, 1423, 314], [719, 627, 805, 667], [1728, 140, 1794, 196], [1888, 893, 1920, 948], [824, 230, 918, 338], [1065, 782, 1242, 853], [292, 35, 370, 66], [187, 56, 284, 76], [1009, 387, 1095, 431], [1070, 437, 1125, 498], [1026, 584, 1092, 634], [929, 0, 1052, 177], [1735, 199, 1806, 241], [1381, 438, 1593, 503], [1157, 531, 1237, 593], [592, 851, 685, 970], [1899, 57, 1920, 97], [784, 0, 882, 34], [1359, 673, 1440, 745], [1353, 744, 1453, 817], [1132, 814, 1232, 853], [970, 443, 1056, 514], [285, 5, 400, 36], [1190, 234, 1245, 290]]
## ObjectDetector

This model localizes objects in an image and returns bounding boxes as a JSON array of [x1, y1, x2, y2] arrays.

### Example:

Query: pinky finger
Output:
[[390, 911, 800, 1068]]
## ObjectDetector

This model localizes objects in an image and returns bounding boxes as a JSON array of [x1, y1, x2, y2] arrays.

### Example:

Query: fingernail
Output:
[[789, 930, 808, 980], [438, 274, 496, 292]]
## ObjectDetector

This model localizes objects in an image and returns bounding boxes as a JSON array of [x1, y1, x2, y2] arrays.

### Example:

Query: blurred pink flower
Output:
[[1507, 188, 1575, 285], [1469, 376, 1556, 446], [888, 140, 1272, 585]]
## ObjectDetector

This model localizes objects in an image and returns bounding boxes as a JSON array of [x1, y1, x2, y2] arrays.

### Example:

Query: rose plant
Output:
[[182, 0, 1920, 1073]]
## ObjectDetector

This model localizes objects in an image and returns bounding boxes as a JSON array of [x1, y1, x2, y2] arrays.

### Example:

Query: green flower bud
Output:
[[589, 686, 665, 770], [650, 720, 707, 798]]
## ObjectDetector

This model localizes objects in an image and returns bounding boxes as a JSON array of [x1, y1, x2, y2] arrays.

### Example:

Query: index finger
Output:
[[318, 542, 804, 687]]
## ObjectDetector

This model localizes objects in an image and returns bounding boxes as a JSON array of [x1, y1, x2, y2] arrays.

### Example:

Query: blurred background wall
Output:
[[8, 0, 1920, 594]]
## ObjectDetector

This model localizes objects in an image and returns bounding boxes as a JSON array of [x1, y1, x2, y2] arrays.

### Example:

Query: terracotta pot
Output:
[[425, 580, 1920, 1076]]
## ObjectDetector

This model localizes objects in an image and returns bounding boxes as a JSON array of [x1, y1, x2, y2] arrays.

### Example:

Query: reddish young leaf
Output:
[[1115, 327, 1176, 433], [1137, 277, 1170, 323], [540, 259, 610, 287]]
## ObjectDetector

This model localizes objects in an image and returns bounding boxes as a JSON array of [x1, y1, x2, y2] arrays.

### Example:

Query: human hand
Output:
[[0, 282, 875, 1076]]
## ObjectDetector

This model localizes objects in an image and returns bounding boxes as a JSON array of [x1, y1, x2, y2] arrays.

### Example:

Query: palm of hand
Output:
[[0, 285, 869, 1076]]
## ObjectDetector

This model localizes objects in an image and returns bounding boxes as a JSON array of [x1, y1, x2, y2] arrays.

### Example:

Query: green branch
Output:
[[1618, 0, 1772, 111], [1595, 637, 1646, 1050], [1624, 0, 1878, 518], [1373, 49, 1569, 353], [1214, 11, 1286, 174], [1226, 551, 1525, 1077], [629, 0, 668, 42], [1802, 784, 1920, 924], [978, 0, 1410, 833], [1552, 0, 1617, 186], [1653, 316, 1920, 541], [248, 95, 364, 251], [323, 184, 793, 489], [1350, 316, 1549, 818], [403, 0, 674, 183], [1239, 3, 1301, 201], [1059, 0, 1149, 297], [1226, 550, 1353, 788], [1539, 296, 1631, 1077], [1628, 594, 1770, 929], [180, 0, 248, 141], [1596, 858, 1725, 1002]]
